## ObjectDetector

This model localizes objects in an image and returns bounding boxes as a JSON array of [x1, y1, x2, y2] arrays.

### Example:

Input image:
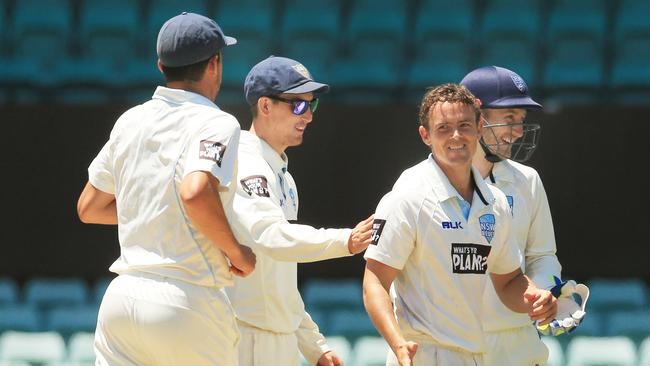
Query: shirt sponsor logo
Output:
[[451, 243, 491, 274], [240, 175, 270, 197], [370, 219, 386, 245], [479, 214, 496, 243], [199, 140, 226, 167], [442, 221, 463, 229]]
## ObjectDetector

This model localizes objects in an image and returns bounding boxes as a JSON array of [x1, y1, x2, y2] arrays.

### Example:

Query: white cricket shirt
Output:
[[481, 159, 562, 331], [364, 155, 522, 354], [225, 131, 352, 364], [88, 86, 240, 288]]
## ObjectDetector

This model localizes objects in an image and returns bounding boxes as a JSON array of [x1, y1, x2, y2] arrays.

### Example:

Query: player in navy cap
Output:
[[224, 56, 374, 366], [462, 66, 590, 366], [78, 12, 256, 365]]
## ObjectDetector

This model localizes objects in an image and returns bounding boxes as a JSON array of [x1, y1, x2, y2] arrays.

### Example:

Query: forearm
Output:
[[181, 173, 239, 254], [526, 254, 562, 290], [363, 269, 405, 354], [491, 271, 535, 313]]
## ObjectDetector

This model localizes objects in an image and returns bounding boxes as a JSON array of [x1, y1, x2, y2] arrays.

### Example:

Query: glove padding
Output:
[[536, 276, 590, 336]]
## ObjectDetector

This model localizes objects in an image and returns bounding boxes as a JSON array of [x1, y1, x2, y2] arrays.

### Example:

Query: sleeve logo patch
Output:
[[451, 243, 491, 274], [199, 140, 226, 167], [370, 219, 387, 245], [240, 175, 270, 197]]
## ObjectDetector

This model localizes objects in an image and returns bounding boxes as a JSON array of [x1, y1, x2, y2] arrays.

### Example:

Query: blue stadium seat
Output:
[[280, 0, 340, 81], [0, 278, 18, 305], [350, 336, 389, 366], [79, 0, 139, 64], [302, 279, 363, 312], [329, 0, 407, 100], [543, 0, 607, 101], [587, 278, 647, 312], [607, 310, 650, 341], [571, 310, 605, 337], [46, 305, 99, 337], [406, 0, 473, 98], [327, 310, 378, 342], [215, 0, 274, 105], [566, 336, 637, 366], [24, 278, 89, 309], [481, 0, 542, 41], [0, 331, 66, 364], [541, 336, 564, 366], [611, 0, 650, 100], [0, 304, 41, 332], [477, 40, 538, 87], [306, 309, 328, 336]]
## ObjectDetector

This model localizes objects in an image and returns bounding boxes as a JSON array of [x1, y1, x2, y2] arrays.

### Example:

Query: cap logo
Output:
[[292, 63, 312, 80], [509, 72, 527, 93]]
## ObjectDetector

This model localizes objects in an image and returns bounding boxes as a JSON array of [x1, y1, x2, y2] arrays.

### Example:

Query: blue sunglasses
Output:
[[266, 95, 319, 115]]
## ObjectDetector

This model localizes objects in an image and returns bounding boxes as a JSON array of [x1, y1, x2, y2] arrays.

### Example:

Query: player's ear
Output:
[[157, 59, 164, 74], [258, 97, 271, 116], [418, 125, 431, 147]]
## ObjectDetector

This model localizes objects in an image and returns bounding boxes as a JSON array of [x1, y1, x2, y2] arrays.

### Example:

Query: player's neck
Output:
[[473, 149, 494, 179], [250, 123, 287, 156], [438, 163, 474, 203]]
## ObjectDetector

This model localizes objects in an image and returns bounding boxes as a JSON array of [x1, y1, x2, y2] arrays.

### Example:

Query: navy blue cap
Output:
[[157, 12, 236, 67], [244, 56, 330, 105], [460, 66, 542, 109]]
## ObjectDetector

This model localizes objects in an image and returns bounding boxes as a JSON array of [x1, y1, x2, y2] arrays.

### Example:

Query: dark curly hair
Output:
[[418, 83, 480, 130]]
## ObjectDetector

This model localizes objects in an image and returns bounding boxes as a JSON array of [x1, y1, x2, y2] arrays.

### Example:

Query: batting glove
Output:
[[536, 276, 590, 336]]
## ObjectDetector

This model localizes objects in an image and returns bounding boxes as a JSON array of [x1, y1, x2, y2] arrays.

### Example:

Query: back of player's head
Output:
[[460, 66, 542, 110], [418, 83, 481, 130]]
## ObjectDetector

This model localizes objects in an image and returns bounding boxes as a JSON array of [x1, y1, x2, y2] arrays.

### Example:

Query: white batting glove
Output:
[[536, 276, 590, 336]]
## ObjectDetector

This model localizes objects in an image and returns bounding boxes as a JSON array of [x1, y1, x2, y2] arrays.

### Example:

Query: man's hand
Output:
[[316, 350, 344, 366], [225, 244, 256, 277], [348, 215, 374, 254], [394, 341, 418, 366], [525, 288, 557, 326], [537, 277, 590, 336]]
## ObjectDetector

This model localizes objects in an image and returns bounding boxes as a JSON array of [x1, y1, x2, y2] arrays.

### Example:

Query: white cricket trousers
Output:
[[236, 320, 301, 366], [94, 273, 240, 366], [483, 325, 548, 366], [386, 340, 484, 366]]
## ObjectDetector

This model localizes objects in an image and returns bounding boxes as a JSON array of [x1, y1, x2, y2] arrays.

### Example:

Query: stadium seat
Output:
[[481, 0, 541, 40], [67, 332, 95, 363], [541, 336, 564, 366], [327, 310, 378, 342], [611, 0, 650, 99], [0, 278, 18, 305], [547, 0, 607, 39], [302, 279, 363, 312], [329, 0, 406, 100], [325, 336, 352, 364], [350, 336, 390, 366], [566, 336, 637, 366], [0, 304, 42, 332], [45, 304, 99, 337], [0, 331, 66, 364], [79, 0, 139, 64], [477, 39, 539, 87], [24, 277, 89, 309], [406, 0, 473, 99], [280, 0, 341, 80], [571, 310, 604, 337], [607, 310, 650, 342], [638, 336, 650, 366], [587, 278, 647, 312], [306, 309, 328, 336]]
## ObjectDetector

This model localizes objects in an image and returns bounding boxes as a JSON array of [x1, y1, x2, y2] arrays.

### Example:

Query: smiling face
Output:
[[261, 91, 314, 154], [480, 108, 527, 159], [419, 101, 481, 171]]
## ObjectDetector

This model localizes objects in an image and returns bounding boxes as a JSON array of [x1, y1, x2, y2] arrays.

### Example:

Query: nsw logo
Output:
[[479, 214, 495, 243], [442, 221, 463, 229], [506, 195, 514, 216]]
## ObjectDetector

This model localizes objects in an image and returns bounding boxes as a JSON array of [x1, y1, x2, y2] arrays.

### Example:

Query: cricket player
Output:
[[362, 84, 557, 366], [224, 56, 373, 366], [76, 12, 256, 365], [461, 66, 589, 365]]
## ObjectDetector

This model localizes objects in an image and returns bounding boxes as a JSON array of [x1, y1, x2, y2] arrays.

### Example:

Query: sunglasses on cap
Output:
[[265, 95, 319, 115]]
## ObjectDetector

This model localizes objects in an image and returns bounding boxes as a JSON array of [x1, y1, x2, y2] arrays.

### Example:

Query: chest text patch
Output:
[[240, 175, 270, 197], [370, 219, 387, 245], [451, 243, 491, 274], [199, 140, 226, 167]]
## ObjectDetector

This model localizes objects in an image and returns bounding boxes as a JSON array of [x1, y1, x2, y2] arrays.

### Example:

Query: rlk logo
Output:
[[442, 221, 463, 229]]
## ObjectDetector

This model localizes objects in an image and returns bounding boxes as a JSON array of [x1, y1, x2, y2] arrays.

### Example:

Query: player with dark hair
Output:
[[77, 12, 255, 365]]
